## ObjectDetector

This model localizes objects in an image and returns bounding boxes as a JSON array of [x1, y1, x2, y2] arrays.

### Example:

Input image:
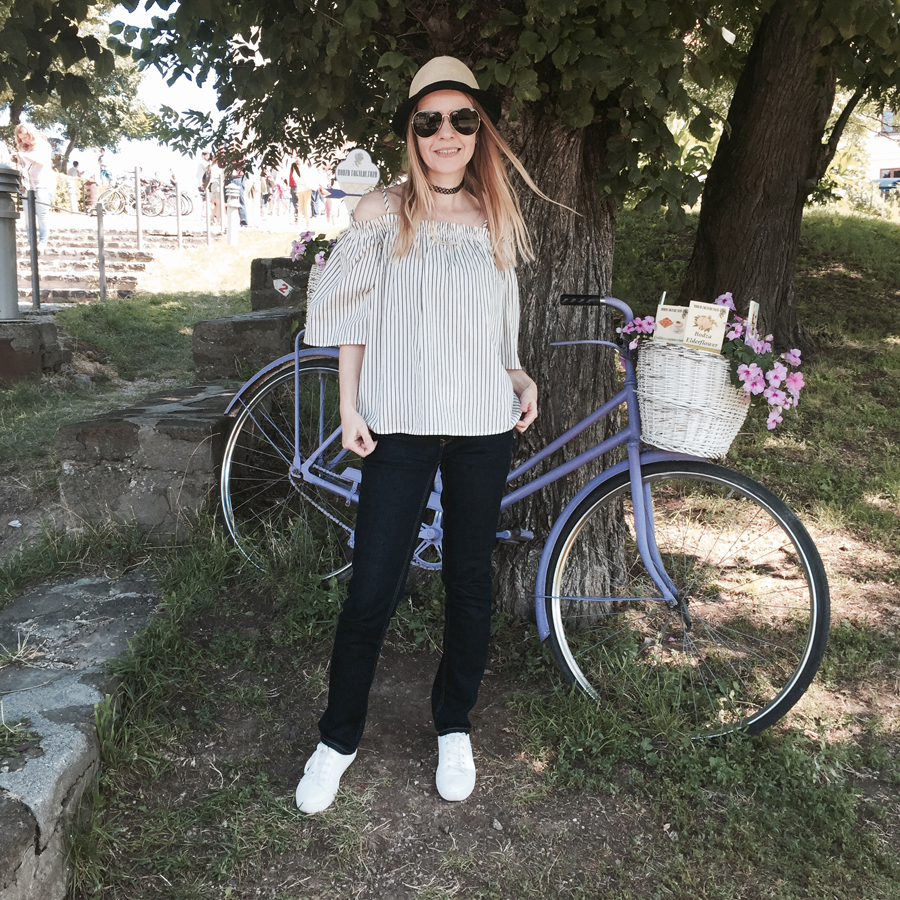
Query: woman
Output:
[[14, 123, 55, 252], [297, 56, 544, 813]]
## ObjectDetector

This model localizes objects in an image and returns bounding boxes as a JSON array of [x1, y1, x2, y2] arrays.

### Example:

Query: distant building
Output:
[[868, 110, 900, 193]]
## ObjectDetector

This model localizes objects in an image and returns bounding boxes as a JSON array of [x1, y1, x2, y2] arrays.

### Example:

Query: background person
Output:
[[14, 123, 56, 252], [290, 155, 313, 228], [295, 56, 546, 815], [67, 159, 82, 211]]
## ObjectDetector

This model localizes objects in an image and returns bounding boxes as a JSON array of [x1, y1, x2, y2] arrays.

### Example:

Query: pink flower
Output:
[[783, 348, 802, 366], [746, 335, 772, 354], [764, 386, 787, 407], [785, 371, 805, 401], [300, 231, 315, 241], [766, 362, 788, 387], [715, 292, 736, 311], [737, 362, 763, 384], [727, 323, 744, 340], [629, 338, 639, 350], [314, 251, 326, 268], [766, 407, 784, 430]]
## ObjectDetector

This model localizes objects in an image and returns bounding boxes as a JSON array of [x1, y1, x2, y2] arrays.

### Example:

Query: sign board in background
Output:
[[335, 149, 381, 212]]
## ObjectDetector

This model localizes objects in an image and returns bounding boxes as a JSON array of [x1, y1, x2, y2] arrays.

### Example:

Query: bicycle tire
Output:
[[180, 192, 193, 216], [544, 461, 829, 738], [101, 188, 126, 215], [220, 357, 357, 579], [142, 190, 164, 217]]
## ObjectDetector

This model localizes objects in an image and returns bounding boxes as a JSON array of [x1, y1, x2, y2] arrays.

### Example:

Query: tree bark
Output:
[[493, 103, 620, 621], [678, 1, 837, 350]]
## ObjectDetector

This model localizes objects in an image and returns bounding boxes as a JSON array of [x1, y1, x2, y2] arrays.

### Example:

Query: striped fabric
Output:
[[304, 211, 522, 436]]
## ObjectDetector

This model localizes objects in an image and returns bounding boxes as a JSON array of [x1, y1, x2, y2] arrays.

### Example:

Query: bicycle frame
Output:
[[224, 298, 704, 642]]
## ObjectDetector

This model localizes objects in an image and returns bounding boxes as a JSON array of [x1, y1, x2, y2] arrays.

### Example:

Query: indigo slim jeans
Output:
[[318, 430, 515, 754]]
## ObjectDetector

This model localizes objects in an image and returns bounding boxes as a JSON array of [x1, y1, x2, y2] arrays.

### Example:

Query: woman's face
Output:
[[414, 89, 477, 180], [15, 129, 34, 150]]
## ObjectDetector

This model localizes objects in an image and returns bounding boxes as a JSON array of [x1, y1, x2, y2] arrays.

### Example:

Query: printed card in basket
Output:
[[653, 304, 688, 343], [683, 301, 729, 353]]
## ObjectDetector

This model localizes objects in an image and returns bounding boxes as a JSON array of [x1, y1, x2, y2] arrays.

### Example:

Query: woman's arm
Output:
[[507, 368, 538, 433], [339, 344, 377, 456]]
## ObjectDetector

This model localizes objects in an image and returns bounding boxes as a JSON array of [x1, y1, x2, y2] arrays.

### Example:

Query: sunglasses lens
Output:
[[412, 111, 442, 137], [450, 108, 481, 135]]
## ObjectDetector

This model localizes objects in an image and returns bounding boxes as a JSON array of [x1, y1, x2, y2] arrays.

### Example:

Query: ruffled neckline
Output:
[[349, 213, 489, 237]]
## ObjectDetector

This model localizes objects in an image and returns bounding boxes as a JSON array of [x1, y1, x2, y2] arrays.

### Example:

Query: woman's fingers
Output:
[[342, 415, 378, 457]]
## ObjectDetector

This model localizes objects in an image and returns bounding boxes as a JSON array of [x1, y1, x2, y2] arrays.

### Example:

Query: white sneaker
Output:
[[294, 742, 357, 813], [436, 732, 476, 801]]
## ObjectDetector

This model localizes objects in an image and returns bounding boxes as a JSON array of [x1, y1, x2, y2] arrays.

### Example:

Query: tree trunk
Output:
[[493, 102, 620, 621], [678, 1, 836, 350], [62, 135, 78, 169]]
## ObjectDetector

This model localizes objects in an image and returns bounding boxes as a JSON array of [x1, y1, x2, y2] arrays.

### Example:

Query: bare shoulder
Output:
[[352, 186, 401, 222]]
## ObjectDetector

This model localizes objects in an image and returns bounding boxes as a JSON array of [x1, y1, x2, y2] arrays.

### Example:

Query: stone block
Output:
[[192, 307, 303, 381], [249, 256, 310, 311], [0, 317, 66, 384], [55, 384, 234, 538]]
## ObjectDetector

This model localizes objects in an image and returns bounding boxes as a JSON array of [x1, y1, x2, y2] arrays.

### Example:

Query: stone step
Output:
[[16, 247, 157, 262], [0, 573, 160, 900], [55, 384, 235, 538], [18, 261, 150, 274], [192, 307, 304, 381]]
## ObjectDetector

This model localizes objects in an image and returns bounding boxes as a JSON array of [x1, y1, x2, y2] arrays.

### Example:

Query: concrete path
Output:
[[0, 572, 160, 900]]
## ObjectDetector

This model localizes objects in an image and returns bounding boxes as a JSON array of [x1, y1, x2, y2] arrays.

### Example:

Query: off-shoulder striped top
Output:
[[304, 207, 522, 436]]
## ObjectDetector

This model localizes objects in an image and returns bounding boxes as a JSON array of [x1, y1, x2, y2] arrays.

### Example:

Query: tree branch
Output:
[[818, 80, 870, 178]]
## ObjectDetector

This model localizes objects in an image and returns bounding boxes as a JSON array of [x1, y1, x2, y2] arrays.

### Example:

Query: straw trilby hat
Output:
[[391, 56, 502, 137]]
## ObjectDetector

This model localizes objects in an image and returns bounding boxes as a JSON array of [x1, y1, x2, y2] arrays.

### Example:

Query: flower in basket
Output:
[[715, 293, 805, 430], [290, 231, 337, 269], [618, 292, 805, 431]]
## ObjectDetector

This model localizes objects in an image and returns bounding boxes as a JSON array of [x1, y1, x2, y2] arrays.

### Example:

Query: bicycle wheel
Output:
[[544, 461, 829, 738], [141, 190, 164, 217], [180, 192, 193, 216], [101, 188, 126, 215], [220, 356, 357, 579]]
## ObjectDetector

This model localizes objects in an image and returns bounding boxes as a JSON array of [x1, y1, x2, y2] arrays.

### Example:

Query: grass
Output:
[[0, 207, 897, 897], [0, 712, 39, 759]]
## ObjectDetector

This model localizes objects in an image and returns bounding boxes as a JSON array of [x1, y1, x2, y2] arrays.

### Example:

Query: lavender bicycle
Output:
[[220, 295, 829, 739]]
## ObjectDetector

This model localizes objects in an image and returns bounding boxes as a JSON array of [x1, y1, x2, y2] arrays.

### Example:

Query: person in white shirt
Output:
[[295, 57, 545, 815], [66, 160, 82, 211], [14, 123, 55, 251]]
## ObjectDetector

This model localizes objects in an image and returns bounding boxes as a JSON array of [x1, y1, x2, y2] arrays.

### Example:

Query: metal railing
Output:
[[11, 167, 218, 310]]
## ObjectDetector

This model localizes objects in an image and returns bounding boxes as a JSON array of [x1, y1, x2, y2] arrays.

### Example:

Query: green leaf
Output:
[[377, 51, 408, 69], [494, 62, 511, 86], [688, 111, 713, 142], [360, 0, 379, 18]]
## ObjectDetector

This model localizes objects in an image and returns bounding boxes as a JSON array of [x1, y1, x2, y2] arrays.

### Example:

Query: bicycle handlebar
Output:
[[560, 294, 635, 323]]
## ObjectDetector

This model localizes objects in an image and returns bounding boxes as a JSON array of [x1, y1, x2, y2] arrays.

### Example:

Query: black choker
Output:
[[429, 181, 465, 194]]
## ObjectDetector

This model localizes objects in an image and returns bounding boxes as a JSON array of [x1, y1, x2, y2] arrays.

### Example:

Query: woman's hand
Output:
[[341, 408, 378, 457], [508, 369, 538, 433]]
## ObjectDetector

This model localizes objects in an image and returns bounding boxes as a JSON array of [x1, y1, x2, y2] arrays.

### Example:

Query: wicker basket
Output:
[[636, 341, 750, 458]]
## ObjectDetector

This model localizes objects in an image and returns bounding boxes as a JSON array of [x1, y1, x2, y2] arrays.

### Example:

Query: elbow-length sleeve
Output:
[[304, 224, 384, 347], [499, 266, 522, 369]]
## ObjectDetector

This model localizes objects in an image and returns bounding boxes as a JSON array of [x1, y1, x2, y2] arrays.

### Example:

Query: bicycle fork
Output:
[[626, 441, 691, 627]]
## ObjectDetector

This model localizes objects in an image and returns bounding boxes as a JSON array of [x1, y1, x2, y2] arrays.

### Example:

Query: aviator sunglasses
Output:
[[412, 107, 482, 138]]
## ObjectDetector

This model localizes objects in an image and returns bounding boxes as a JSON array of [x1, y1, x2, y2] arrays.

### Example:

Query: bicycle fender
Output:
[[224, 347, 340, 415], [533, 449, 702, 641]]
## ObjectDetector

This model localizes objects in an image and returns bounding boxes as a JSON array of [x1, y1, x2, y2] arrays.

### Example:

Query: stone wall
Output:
[[55, 385, 233, 539], [250, 257, 310, 311]]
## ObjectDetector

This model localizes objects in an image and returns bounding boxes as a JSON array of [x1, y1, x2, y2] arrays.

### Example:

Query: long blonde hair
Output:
[[14, 122, 47, 149], [395, 97, 550, 270]]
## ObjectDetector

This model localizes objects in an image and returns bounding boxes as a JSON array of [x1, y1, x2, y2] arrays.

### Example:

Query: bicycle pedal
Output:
[[496, 528, 534, 545]]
